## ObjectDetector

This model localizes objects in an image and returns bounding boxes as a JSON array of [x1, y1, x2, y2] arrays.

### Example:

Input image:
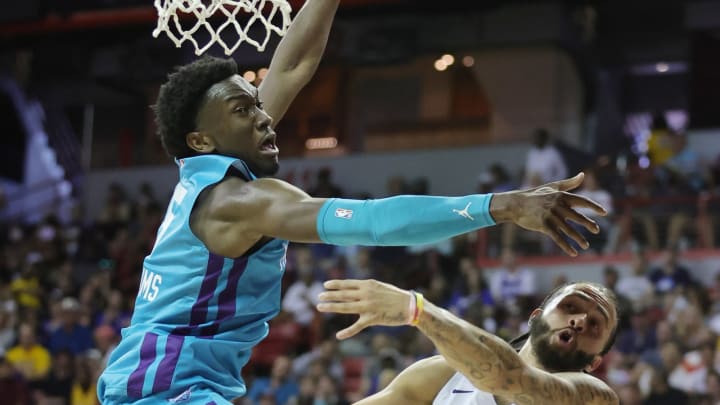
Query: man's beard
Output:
[[529, 317, 596, 372]]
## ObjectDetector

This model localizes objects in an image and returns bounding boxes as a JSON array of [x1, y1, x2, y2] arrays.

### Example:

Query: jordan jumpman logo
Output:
[[453, 202, 474, 221]]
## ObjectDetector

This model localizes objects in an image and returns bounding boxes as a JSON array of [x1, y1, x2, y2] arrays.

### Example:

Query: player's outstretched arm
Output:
[[353, 356, 453, 405], [259, 0, 340, 126], [317, 279, 619, 405], [194, 173, 606, 257]]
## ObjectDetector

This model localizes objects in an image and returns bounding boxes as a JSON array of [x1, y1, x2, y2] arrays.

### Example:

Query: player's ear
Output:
[[186, 131, 215, 153], [584, 355, 603, 373], [528, 308, 543, 325]]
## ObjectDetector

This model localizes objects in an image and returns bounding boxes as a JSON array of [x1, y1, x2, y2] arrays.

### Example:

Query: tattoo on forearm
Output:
[[417, 304, 616, 405]]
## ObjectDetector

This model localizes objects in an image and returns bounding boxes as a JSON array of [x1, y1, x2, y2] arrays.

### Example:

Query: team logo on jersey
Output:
[[334, 208, 353, 219], [451, 389, 474, 394], [168, 388, 191, 403]]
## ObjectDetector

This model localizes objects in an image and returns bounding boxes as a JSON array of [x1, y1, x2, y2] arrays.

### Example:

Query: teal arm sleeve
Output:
[[316, 194, 496, 246]]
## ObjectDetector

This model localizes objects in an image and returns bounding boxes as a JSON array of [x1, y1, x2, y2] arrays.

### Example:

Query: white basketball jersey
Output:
[[433, 372, 516, 405]]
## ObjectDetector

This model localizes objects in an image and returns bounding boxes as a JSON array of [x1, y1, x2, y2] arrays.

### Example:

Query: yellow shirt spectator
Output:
[[71, 383, 98, 405], [10, 275, 41, 309], [6, 343, 51, 380]]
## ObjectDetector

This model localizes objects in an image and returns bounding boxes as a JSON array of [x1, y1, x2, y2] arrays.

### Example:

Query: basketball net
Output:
[[152, 0, 293, 55]]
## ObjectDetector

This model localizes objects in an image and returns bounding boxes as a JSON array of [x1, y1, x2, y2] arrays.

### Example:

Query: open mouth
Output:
[[557, 329, 576, 348], [259, 135, 278, 154]]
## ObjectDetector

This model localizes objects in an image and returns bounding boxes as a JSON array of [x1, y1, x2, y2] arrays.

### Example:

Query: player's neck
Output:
[[517, 341, 543, 370]]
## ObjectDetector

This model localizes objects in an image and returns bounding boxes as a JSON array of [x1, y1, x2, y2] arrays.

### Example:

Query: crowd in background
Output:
[[1, 127, 720, 405]]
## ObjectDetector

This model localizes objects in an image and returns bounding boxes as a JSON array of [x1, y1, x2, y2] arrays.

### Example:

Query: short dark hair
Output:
[[509, 281, 619, 355], [153, 56, 238, 158]]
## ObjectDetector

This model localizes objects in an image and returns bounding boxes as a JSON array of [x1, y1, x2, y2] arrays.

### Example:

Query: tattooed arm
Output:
[[317, 279, 618, 405], [416, 301, 618, 405]]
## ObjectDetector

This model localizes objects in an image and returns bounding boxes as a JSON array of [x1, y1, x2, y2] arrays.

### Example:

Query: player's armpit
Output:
[[354, 356, 454, 405], [492, 367, 618, 405], [194, 177, 326, 257]]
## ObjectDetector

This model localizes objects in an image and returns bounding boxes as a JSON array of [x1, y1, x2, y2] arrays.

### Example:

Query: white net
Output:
[[152, 0, 293, 55]]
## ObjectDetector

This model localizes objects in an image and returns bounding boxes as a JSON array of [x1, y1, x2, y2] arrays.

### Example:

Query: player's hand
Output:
[[316, 279, 411, 340], [491, 172, 607, 256]]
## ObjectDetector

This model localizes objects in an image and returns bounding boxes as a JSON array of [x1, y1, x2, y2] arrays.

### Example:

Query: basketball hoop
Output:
[[152, 0, 293, 55]]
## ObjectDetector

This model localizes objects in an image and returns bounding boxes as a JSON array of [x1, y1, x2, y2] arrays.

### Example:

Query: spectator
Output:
[[246, 355, 299, 405], [282, 264, 323, 328], [616, 308, 658, 361], [97, 183, 131, 226], [309, 167, 343, 198], [643, 369, 688, 405], [447, 257, 493, 318], [523, 128, 568, 186], [5, 322, 51, 381], [649, 246, 694, 294], [0, 351, 30, 405], [48, 297, 93, 355], [36, 349, 75, 405], [616, 248, 655, 310], [602, 266, 633, 330], [668, 344, 715, 395], [617, 383, 643, 405], [312, 373, 348, 405], [92, 324, 118, 376], [71, 356, 97, 405], [94, 289, 131, 334], [291, 338, 343, 383], [703, 370, 720, 405], [489, 250, 536, 309], [10, 253, 43, 310]]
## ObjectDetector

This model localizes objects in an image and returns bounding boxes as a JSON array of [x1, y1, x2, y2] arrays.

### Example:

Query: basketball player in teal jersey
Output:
[[317, 278, 619, 405], [98, 2, 608, 405]]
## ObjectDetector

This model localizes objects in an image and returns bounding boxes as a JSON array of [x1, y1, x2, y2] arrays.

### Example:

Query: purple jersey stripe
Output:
[[127, 332, 158, 398], [151, 334, 185, 393], [189, 257, 249, 337], [216, 256, 248, 320], [189, 253, 225, 325]]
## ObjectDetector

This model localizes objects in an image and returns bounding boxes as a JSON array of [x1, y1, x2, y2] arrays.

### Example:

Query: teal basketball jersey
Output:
[[98, 155, 288, 403]]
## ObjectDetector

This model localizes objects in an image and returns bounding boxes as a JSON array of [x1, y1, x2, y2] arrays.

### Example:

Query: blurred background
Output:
[[0, 0, 719, 404]]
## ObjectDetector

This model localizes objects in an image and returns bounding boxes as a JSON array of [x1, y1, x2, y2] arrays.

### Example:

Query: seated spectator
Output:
[[643, 369, 689, 405], [94, 289, 131, 334], [489, 250, 536, 309], [446, 257, 493, 318], [48, 297, 93, 355], [10, 254, 42, 311], [246, 355, 299, 405], [71, 356, 97, 405], [0, 351, 30, 405], [5, 322, 51, 381], [523, 128, 568, 185], [649, 246, 694, 294], [616, 308, 658, 361], [36, 349, 75, 405], [703, 370, 720, 405], [668, 344, 715, 395], [616, 248, 655, 311], [282, 264, 323, 328], [292, 338, 343, 383], [309, 167, 344, 198]]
